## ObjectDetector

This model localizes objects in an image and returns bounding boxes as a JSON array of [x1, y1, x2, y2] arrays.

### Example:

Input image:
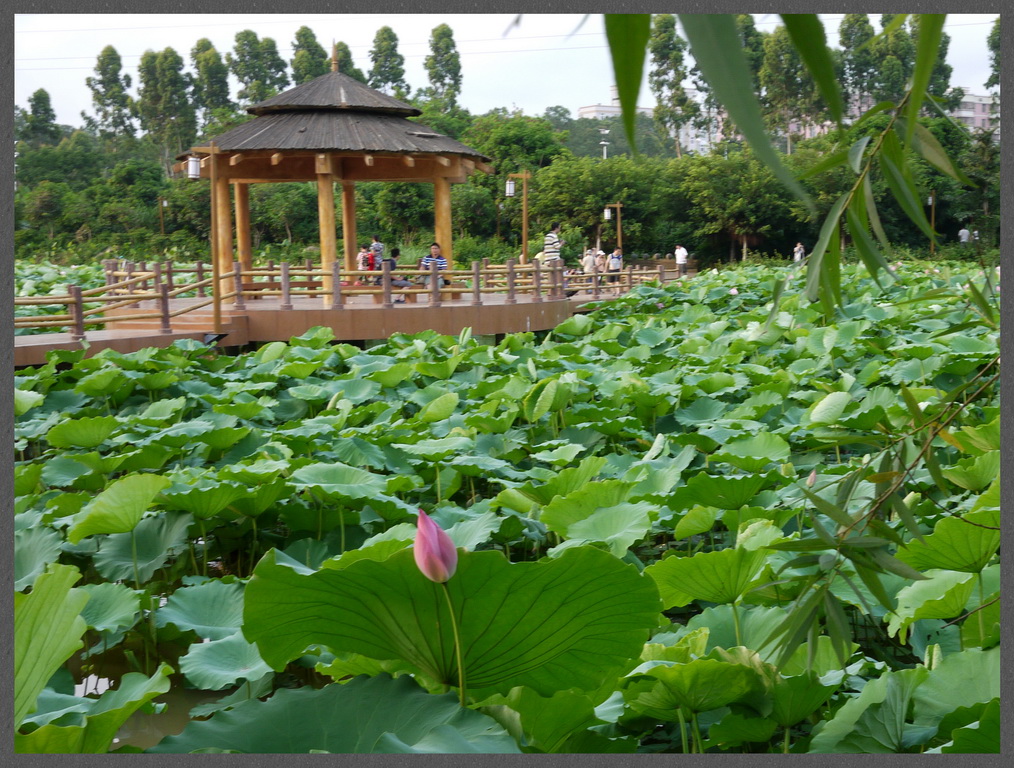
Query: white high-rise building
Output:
[[576, 86, 653, 120]]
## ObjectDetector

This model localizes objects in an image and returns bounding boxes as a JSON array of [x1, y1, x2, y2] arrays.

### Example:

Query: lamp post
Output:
[[928, 190, 936, 255], [604, 202, 623, 250], [157, 196, 167, 236], [599, 127, 610, 159], [506, 170, 531, 262]]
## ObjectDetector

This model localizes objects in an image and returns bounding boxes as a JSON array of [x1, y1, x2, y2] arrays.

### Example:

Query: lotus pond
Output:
[[14, 260, 1000, 754]]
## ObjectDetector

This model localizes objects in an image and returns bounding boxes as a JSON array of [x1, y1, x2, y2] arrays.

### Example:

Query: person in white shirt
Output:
[[674, 244, 689, 276], [581, 249, 598, 293], [958, 227, 971, 247], [793, 242, 805, 262], [543, 223, 564, 263]]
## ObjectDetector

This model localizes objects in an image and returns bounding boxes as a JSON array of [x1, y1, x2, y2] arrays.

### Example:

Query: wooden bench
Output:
[[371, 290, 418, 304]]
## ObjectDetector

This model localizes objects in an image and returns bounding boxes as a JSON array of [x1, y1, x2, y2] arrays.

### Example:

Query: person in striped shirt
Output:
[[543, 223, 564, 263], [421, 242, 448, 286]]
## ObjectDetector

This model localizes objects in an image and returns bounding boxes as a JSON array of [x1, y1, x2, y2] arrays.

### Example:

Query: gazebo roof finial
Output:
[[331, 41, 338, 73]]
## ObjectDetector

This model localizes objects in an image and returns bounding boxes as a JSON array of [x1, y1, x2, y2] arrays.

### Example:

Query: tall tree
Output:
[[759, 25, 817, 154], [333, 41, 367, 83], [838, 14, 878, 117], [648, 14, 697, 158], [291, 26, 329, 85], [735, 14, 768, 88], [368, 26, 410, 98], [83, 45, 135, 138], [23, 89, 64, 147], [985, 17, 1000, 90], [422, 24, 462, 105], [137, 48, 198, 174], [869, 14, 915, 104], [190, 39, 233, 129], [227, 30, 290, 104]]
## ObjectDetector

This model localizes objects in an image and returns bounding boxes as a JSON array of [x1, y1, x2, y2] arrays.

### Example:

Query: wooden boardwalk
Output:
[[14, 287, 640, 367], [15, 259, 688, 367]]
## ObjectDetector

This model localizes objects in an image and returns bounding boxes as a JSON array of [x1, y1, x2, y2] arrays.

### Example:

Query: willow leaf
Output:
[[846, 206, 896, 288], [863, 175, 891, 252], [848, 136, 872, 174], [804, 193, 848, 306], [604, 14, 651, 154], [904, 14, 946, 147], [678, 13, 811, 209], [903, 119, 974, 184], [879, 150, 936, 241], [781, 14, 844, 125]]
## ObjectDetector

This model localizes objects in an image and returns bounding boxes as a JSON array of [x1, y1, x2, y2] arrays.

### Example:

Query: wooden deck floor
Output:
[[13, 286, 636, 367]]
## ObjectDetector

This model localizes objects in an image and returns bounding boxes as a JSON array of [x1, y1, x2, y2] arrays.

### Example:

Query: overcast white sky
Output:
[[14, 13, 1000, 128]]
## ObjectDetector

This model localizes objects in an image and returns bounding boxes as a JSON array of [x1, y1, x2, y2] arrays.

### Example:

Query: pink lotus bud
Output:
[[729, 287, 739, 295], [806, 469, 818, 488], [414, 509, 458, 583]]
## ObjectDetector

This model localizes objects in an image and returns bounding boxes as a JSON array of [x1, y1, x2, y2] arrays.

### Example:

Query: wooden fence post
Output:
[[430, 261, 442, 306], [196, 262, 206, 297], [626, 265, 634, 294], [280, 261, 293, 310], [381, 260, 393, 308], [232, 261, 245, 309], [68, 285, 85, 341], [592, 265, 601, 300], [658, 263, 666, 284], [471, 261, 482, 306], [506, 259, 517, 304], [532, 261, 543, 303], [331, 262, 344, 310], [159, 284, 172, 333]]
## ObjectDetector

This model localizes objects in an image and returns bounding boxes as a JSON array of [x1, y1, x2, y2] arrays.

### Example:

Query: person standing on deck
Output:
[[421, 242, 448, 287], [674, 244, 689, 277], [543, 223, 564, 264]]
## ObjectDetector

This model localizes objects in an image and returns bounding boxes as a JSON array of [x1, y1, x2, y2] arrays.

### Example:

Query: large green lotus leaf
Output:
[[896, 508, 1000, 573], [40, 457, 94, 488], [554, 313, 594, 336], [911, 647, 1000, 726], [807, 666, 934, 753], [155, 579, 245, 640], [805, 391, 852, 426], [769, 671, 838, 727], [418, 391, 459, 422], [289, 461, 387, 499], [391, 436, 473, 461], [45, 415, 118, 449], [133, 396, 188, 425], [161, 478, 250, 519], [672, 506, 719, 539], [711, 432, 791, 473], [14, 462, 43, 496], [93, 511, 193, 583], [66, 473, 172, 543], [244, 547, 661, 698], [148, 674, 520, 754], [932, 698, 1000, 754], [500, 686, 634, 753], [941, 451, 1000, 491], [673, 398, 729, 426], [16, 664, 172, 753], [178, 630, 273, 690], [886, 570, 976, 643], [14, 526, 63, 591], [954, 418, 1001, 454], [675, 471, 784, 511], [960, 592, 999, 649], [707, 711, 778, 747], [14, 388, 45, 416], [148, 419, 217, 447], [416, 355, 462, 380], [78, 582, 141, 633], [541, 480, 653, 556], [14, 563, 89, 728], [645, 547, 767, 608], [624, 658, 760, 717], [367, 362, 415, 388]]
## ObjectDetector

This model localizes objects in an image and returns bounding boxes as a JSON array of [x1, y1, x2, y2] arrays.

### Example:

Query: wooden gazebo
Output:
[[178, 66, 491, 299]]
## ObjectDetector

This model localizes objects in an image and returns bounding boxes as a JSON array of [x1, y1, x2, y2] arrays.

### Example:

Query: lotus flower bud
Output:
[[414, 509, 458, 583], [729, 287, 739, 295], [806, 469, 818, 488]]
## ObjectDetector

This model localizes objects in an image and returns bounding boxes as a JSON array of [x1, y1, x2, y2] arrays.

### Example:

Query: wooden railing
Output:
[[14, 258, 673, 338]]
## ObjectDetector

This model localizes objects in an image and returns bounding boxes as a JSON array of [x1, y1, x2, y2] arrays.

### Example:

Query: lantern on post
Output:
[[506, 171, 531, 261], [186, 155, 202, 180]]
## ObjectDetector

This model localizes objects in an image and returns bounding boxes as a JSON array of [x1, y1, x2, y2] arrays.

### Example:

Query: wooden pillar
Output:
[[316, 154, 337, 301], [235, 182, 252, 273], [433, 176, 453, 266], [213, 158, 233, 306], [341, 181, 356, 273]]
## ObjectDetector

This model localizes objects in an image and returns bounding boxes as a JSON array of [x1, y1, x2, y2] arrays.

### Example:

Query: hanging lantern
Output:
[[187, 155, 202, 179], [603, 207, 612, 220], [505, 179, 516, 197]]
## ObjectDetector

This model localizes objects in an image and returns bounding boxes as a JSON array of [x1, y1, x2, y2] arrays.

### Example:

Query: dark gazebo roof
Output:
[[193, 71, 487, 161]]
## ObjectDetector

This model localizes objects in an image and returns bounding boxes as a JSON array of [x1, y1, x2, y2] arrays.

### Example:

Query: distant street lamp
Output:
[[599, 127, 610, 160], [506, 171, 532, 261], [158, 196, 168, 235], [604, 202, 623, 250]]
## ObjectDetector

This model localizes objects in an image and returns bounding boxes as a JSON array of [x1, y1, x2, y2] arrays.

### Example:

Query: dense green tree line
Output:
[[14, 16, 999, 265]]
